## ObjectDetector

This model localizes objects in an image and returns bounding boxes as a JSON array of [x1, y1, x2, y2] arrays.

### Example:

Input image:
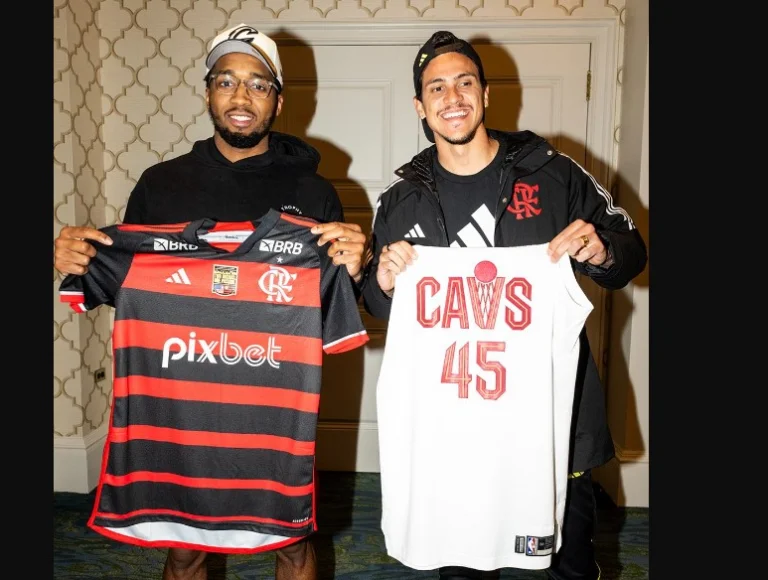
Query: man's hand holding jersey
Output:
[[375, 241, 418, 298], [54, 226, 113, 276], [547, 219, 609, 266], [311, 221, 367, 284]]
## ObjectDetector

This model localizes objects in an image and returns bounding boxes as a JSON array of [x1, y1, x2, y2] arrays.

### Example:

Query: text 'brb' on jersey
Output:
[[376, 244, 592, 571], [58, 209, 369, 554]]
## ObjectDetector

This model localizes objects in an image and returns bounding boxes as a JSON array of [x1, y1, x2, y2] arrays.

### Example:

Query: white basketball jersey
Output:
[[376, 244, 593, 571]]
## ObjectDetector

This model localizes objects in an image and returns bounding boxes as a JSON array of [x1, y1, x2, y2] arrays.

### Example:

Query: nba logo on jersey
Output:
[[526, 536, 538, 555]]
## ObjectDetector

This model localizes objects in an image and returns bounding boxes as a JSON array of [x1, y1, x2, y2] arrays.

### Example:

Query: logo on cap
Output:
[[227, 25, 260, 44]]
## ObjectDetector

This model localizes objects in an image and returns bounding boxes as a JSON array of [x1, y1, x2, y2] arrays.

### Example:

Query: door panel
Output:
[[277, 41, 597, 472], [276, 45, 418, 209]]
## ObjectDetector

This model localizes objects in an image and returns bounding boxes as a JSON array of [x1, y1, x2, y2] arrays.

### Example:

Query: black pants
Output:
[[438, 470, 600, 580]]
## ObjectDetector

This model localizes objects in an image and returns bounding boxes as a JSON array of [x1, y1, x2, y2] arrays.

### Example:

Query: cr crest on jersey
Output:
[[258, 265, 297, 303]]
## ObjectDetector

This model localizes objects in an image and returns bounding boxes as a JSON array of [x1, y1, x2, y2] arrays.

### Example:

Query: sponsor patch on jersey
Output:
[[211, 264, 238, 297], [515, 535, 554, 556], [259, 238, 303, 255], [153, 238, 199, 251]]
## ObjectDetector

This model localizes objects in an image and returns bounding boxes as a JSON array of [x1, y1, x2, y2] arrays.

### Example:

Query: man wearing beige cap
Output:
[[53, 23, 366, 580]]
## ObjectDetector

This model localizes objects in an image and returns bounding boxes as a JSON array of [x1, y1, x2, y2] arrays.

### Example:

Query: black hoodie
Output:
[[123, 132, 344, 225]]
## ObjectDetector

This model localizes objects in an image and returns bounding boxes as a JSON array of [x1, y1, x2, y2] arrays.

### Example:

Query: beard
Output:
[[433, 109, 485, 146], [208, 102, 278, 149], [439, 125, 480, 146]]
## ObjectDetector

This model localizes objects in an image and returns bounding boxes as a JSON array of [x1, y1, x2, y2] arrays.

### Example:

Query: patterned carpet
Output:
[[53, 472, 648, 579]]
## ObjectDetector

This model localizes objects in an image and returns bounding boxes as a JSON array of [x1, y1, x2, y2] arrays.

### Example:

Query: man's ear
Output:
[[413, 96, 425, 119]]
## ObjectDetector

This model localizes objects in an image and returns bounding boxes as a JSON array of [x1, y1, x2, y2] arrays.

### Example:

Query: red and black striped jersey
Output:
[[58, 209, 369, 553]]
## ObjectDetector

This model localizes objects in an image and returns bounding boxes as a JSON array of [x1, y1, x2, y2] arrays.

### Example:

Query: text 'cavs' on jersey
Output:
[[59, 209, 369, 554], [375, 244, 592, 571]]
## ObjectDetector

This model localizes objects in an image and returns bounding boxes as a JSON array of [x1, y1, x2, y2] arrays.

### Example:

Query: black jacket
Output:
[[123, 132, 344, 225], [362, 129, 647, 472]]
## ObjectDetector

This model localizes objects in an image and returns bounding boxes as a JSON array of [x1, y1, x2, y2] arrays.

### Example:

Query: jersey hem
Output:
[[88, 522, 310, 554], [384, 546, 552, 572]]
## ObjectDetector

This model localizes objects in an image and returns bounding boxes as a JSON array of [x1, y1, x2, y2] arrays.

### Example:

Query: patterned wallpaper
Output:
[[53, 0, 627, 440]]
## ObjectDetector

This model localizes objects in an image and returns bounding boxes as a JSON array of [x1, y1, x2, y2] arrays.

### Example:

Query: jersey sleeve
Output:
[[319, 260, 369, 354], [562, 153, 648, 290], [58, 227, 139, 312]]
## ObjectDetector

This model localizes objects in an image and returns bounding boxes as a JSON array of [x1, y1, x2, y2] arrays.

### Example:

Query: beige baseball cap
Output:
[[205, 24, 283, 92]]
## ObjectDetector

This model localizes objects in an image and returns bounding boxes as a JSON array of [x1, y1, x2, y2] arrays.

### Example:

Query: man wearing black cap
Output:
[[54, 23, 366, 580], [362, 31, 647, 580]]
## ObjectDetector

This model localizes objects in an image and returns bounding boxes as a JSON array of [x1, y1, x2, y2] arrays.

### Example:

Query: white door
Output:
[[275, 40, 597, 472]]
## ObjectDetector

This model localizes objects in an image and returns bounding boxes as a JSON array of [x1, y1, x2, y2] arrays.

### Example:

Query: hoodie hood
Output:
[[267, 131, 322, 170], [192, 131, 321, 172]]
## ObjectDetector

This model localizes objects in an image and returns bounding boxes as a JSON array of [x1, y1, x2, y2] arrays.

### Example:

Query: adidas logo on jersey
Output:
[[259, 238, 303, 255], [165, 268, 191, 285], [404, 223, 426, 239], [154, 238, 199, 251]]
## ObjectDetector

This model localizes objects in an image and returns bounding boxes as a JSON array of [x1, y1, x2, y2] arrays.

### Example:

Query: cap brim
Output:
[[205, 40, 274, 79]]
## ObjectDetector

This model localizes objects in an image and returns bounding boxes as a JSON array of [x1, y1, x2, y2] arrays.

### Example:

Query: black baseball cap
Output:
[[412, 31, 487, 143]]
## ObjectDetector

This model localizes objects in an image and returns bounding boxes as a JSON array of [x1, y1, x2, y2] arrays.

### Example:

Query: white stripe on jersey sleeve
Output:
[[60, 290, 91, 312], [324, 330, 369, 351], [557, 152, 636, 229]]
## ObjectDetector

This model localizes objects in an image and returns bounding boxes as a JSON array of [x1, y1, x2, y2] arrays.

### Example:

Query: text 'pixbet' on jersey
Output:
[[162, 332, 281, 369]]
